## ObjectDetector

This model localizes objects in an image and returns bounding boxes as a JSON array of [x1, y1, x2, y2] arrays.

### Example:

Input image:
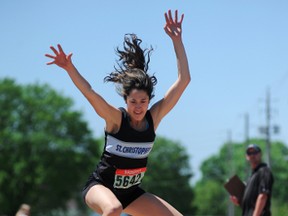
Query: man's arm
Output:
[[253, 193, 268, 216]]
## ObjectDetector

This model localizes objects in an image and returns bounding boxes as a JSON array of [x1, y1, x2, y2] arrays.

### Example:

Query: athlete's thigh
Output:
[[123, 192, 183, 216], [85, 184, 122, 214]]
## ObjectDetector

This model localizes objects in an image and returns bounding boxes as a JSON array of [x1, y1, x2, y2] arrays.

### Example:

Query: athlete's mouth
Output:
[[134, 110, 142, 115]]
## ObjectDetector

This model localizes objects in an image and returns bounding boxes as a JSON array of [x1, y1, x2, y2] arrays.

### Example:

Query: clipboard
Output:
[[224, 174, 246, 204]]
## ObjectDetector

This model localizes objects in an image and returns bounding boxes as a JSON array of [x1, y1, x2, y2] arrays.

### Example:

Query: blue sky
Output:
[[1, 1, 288, 183]]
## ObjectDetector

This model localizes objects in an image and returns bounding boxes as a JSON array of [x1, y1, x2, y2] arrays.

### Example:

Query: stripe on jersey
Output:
[[105, 135, 154, 159]]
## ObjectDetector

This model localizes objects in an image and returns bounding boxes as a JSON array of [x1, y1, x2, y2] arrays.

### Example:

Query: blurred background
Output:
[[1, 1, 287, 215]]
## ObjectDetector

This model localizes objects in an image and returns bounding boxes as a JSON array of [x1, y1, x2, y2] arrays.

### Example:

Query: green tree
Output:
[[0, 78, 101, 215], [193, 180, 226, 215], [193, 138, 288, 216], [142, 137, 195, 215]]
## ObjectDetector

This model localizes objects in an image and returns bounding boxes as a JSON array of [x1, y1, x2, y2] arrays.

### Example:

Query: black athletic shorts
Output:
[[82, 173, 146, 209]]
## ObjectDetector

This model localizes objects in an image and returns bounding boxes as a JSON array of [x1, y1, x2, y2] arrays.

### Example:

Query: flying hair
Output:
[[104, 34, 157, 100]]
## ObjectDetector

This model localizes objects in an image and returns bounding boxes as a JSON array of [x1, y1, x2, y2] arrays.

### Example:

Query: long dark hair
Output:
[[104, 34, 157, 100]]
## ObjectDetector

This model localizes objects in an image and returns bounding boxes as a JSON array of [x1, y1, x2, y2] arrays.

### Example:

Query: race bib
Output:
[[114, 167, 146, 189]]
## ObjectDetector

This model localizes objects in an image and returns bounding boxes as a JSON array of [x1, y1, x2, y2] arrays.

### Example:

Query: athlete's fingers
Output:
[[168, 10, 173, 22], [50, 46, 59, 56], [179, 13, 184, 24], [45, 54, 55, 59], [164, 12, 169, 24], [46, 60, 55, 65], [67, 53, 73, 61], [175, 10, 178, 23], [57, 44, 65, 55]]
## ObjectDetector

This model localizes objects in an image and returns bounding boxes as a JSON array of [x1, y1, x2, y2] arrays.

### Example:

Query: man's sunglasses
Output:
[[247, 151, 259, 156]]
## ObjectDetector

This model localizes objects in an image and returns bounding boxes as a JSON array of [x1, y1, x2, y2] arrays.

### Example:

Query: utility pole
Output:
[[244, 113, 250, 178], [244, 113, 250, 146], [227, 130, 234, 216], [265, 88, 272, 168], [259, 87, 279, 168]]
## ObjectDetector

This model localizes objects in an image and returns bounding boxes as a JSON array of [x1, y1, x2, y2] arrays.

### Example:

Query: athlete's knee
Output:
[[103, 203, 123, 216]]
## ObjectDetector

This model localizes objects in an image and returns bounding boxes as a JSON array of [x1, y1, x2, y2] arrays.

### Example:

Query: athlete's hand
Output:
[[164, 10, 184, 40], [45, 44, 73, 70]]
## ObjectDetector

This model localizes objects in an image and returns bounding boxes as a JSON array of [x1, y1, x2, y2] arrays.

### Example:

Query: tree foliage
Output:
[[0, 78, 196, 215], [142, 137, 195, 214], [0, 78, 101, 215], [193, 138, 288, 215], [193, 179, 227, 215]]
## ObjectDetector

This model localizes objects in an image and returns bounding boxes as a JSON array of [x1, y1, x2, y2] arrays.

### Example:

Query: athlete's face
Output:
[[126, 89, 150, 121]]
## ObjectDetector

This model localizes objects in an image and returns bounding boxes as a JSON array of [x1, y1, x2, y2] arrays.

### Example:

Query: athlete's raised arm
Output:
[[151, 9, 191, 129], [45, 44, 121, 130]]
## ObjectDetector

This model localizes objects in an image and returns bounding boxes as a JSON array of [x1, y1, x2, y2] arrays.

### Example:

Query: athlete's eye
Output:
[[130, 100, 136, 104]]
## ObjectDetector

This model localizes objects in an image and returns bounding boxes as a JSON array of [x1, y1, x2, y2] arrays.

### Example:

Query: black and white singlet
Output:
[[92, 107, 156, 192]]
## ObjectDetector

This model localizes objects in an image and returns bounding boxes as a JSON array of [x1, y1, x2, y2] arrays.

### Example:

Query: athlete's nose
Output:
[[135, 103, 142, 109]]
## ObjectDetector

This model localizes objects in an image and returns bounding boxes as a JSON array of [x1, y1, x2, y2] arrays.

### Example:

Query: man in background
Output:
[[230, 144, 274, 216]]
